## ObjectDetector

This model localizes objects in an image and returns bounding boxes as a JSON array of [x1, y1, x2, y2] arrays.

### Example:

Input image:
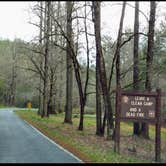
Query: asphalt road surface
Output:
[[0, 109, 83, 163]]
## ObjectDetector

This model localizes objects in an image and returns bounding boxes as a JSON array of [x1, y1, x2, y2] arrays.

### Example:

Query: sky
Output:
[[0, 1, 165, 42], [101, 1, 166, 39], [0, 2, 37, 42]]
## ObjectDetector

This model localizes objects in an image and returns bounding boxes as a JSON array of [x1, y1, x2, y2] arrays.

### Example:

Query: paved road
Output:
[[0, 109, 83, 163]]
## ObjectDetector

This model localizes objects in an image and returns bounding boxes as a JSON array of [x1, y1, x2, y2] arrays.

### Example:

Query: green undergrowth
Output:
[[15, 109, 166, 163]]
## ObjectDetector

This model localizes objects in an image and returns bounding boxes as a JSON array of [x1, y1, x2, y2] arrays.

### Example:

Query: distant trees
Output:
[[27, 1, 67, 117], [0, 38, 39, 107], [39, 1, 93, 130]]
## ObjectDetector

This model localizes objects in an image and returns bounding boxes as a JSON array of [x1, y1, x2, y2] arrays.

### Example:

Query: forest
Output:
[[0, 1, 166, 140]]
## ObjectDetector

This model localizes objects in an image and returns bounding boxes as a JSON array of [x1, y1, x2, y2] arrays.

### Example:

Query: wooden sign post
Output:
[[114, 87, 161, 162]]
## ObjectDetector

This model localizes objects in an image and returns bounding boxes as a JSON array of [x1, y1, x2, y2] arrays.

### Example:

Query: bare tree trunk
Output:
[[57, 2, 63, 113], [9, 41, 17, 106], [106, 2, 126, 138], [68, 53, 86, 130], [96, 59, 103, 136], [93, 1, 114, 139], [43, 1, 51, 117], [115, 1, 126, 88], [145, 1, 156, 91], [76, 2, 91, 131], [133, 1, 141, 135], [141, 1, 156, 139], [48, 69, 55, 114], [41, 2, 47, 118], [51, 2, 89, 130], [47, 2, 56, 115], [38, 1, 44, 116], [64, 1, 73, 124], [83, 1, 90, 112], [91, 1, 103, 136], [78, 85, 85, 130], [58, 52, 63, 113], [10, 61, 16, 106], [77, 1, 91, 131], [113, 2, 126, 141]]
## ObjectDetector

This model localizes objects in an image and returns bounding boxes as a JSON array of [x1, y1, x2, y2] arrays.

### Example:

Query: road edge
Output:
[[23, 119, 84, 163]]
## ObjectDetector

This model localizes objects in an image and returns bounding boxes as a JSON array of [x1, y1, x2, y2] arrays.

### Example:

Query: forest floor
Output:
[[15, 109, 166, 163]]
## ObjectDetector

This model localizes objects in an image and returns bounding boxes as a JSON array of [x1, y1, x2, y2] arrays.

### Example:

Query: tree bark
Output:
[[96, 58, 103, 136], [57, 2, 63, 113], [48, 69, 56, 114], [64, 1, 73, 124], [133, 1, 141, 135], [10, 45, 16, 106], [141, 1, 156, 138], [52, 2, 90, 130], [8, 41, 17, 106], [113, 2, 126, 141], [38, 1, 44, 116], [115, 1, 126, 88], [42, 1, 51, 117], [91, 1, 103, 136], [113, 2, 126, 140], [93, 1, 114, 139]]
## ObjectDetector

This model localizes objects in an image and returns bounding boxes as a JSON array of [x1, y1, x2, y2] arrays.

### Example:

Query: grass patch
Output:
[[15, 109, 166, 163]]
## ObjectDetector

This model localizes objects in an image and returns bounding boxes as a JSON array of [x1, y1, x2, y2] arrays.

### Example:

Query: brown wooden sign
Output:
[[121, 95, 156, 120], [114, 87, 161, 162]]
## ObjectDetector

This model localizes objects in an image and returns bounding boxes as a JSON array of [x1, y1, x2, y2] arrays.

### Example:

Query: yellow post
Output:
[[27, 102, 32, 109]]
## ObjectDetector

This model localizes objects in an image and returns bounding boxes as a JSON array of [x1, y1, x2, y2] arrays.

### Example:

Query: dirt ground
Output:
[[53, 124, 166, 163]]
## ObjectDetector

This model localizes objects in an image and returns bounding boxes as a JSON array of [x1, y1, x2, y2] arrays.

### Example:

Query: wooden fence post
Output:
[[155, 88, 161, 162]]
